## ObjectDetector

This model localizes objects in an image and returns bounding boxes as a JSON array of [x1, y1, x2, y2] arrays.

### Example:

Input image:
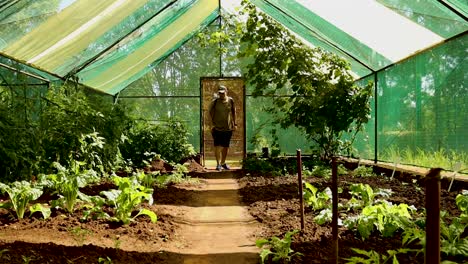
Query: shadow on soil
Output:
[[156, 186, 241, 207], [0, 241, 259, 264]]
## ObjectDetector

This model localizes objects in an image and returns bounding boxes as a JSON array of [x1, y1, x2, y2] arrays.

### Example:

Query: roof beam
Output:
[[437, 0, 468, 21]]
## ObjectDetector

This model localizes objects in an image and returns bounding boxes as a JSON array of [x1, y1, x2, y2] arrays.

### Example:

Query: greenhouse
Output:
[[0, 0, 467, 263]]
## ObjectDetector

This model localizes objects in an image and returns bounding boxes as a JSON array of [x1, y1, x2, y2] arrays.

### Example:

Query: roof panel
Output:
[[79, 0, 219, 94], [377, 0, 467, 39], [297, 0, 444, 62]]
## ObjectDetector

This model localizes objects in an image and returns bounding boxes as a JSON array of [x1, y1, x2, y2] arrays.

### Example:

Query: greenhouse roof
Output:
[[0, 0, 466, 95]]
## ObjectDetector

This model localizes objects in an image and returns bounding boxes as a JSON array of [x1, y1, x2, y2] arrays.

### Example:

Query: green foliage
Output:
[[0, 83, 132, 182], [39, 84, 130, 174], [0, 181, 43, 219], [40, 160, 98, 213], [136, 170, 160, 188], [380, 146, 468, 172], [238, 1, 372, 159], [0, 85, 42, 181], [351, 166, 375, 178], [256, 230, 303, 263], [242, 155, 281, 175], [28, 203, 51, 219], [314, 208, 332, 225], [348, 183, 392, 208], [345, 248, 416, 264], [68, 227, 91, 246], [120, 118, 195, 167], [344, 202, 416, 240], [101, 176, 157, 224], [98, 256, 113, 264], [80, 194, 110, 222], [303, 182, 331, 211]]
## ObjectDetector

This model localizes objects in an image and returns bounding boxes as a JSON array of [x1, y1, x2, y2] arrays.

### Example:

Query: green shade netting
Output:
[[2, 0, 175, 76], [78, 0, 219, 95], [251, 0, 372, 77], [377, 0, 467, 39], [373, 34, 467, 167], [246, 96, 311, 154], [120, 23, 221, 97], [259, 0, 392, 71], [120, 97, 201, 151], [444, 0, 468, 18]]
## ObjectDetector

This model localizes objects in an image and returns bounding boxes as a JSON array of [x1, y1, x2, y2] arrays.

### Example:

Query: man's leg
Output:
[[215, 146, 222, 166], [220, 147, 229, 165]]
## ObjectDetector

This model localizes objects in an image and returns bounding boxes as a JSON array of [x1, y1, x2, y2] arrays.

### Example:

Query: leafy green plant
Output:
[[351, 166, 375, 178], [29, 203, 51, 219], [40, 160, 97, 213], [237, 1, 373, 159], [344, 202, 416, 240], [0, 181, 43, 219], [136, 170, 160, 188], [345, 248, 416, 264], [310, 165, 331, 178], [21, 255, 33, 264], [101, 176, 157, 224], [120, 118, 196, 167], [242, 155, 279, 175], [348, 183, 392, 208], [98, 256, 113, 264], [303, 182, 331, 211], [80, 194, 110, 222], [315, 208, 332, 225], [68, 227, 91, 246], [256, 230, 303, 263]]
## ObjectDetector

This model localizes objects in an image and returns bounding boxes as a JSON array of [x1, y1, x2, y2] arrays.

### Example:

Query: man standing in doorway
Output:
[[209, 85, 237, 171]]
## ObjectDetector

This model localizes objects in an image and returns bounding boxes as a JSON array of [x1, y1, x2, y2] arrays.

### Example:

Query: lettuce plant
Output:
[[344, 201, 416, 239], [0, 181, 43, 219], [256, 230, 303, 264], [101, 176, 157, 224], [303, 182, 331, 211], [40, 160, 98, 213]]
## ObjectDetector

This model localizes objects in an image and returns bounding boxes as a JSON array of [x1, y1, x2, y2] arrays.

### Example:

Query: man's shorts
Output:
[[212, 129, 233, 147]]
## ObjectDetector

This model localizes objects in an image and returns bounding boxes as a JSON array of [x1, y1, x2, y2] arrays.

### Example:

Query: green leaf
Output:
[[134, 208, 157, 223], [29, 203, 51, 219]]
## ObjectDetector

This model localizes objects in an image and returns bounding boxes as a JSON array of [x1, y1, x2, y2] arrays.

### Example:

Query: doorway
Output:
[[200, 77, 245, 168]]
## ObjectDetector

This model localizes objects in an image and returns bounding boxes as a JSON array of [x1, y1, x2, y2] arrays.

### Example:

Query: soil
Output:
[[238, 171, 465, 263], [0, 165, 258, 264], [0, 160, 466, 264]]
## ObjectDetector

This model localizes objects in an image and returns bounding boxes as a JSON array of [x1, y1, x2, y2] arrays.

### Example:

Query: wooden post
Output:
[[297, 149, 305, 231], [425, 168, 442, 264], [332, 157, 338, 263]]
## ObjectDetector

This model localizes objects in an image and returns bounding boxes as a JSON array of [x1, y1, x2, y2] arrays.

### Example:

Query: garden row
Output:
[[240, 155, 468, 264]]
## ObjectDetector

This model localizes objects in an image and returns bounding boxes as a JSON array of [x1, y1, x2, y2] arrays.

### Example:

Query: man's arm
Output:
[[231, 98, 237, 128]]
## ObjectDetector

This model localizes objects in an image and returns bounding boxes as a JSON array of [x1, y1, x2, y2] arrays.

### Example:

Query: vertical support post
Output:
[[199, 78, 204, 166], [425, 168, 442, 264], [374, 73, 378, 164], [297, 149, 305, 231], [332, 157, 338, 263], [217, 0, 223, 77]]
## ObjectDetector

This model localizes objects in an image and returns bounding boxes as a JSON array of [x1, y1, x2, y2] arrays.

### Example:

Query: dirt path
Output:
[[171, 170, 260, 264]]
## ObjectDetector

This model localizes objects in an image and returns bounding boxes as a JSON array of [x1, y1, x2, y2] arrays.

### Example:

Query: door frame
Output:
[[200, 76, 246, 166]]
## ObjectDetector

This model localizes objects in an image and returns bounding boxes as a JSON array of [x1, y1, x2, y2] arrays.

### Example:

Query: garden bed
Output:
[[238, 170, 465, 263], [0, 183, 194, 264]]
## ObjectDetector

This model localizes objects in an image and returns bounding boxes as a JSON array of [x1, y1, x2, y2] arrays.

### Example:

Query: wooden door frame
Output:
[[200, 76, 246, 166]]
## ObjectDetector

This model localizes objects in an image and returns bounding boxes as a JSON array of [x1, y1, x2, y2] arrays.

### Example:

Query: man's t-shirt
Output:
[[210, 97, 234, 131]]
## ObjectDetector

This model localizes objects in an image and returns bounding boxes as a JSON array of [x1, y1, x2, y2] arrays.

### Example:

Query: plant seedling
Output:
[[256, 230, 303, 263]]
